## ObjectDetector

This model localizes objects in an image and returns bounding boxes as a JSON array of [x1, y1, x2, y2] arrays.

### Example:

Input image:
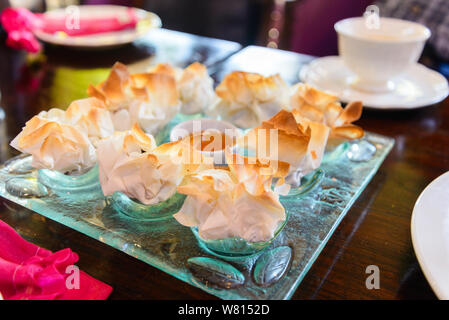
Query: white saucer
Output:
[[34, 5, 161, 49], [412, 172, 449, 299], [300, 56, 448, 110]]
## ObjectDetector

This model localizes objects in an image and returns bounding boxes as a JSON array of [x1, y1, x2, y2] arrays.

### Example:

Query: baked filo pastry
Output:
[[208, 71, 290, 129], [290, 83, 364, 140], [10, 113, 96, 173], [129, 71, 181, 134], [148, 62, 215, 114], [239, 109, 330, 185], [97, 124, 213, 205], [87, 62, 135, 114], [64, 97, 115, 146], [88, 62, 181, 135], [177, 62, 215, 114], [173, 151, 290, 242]]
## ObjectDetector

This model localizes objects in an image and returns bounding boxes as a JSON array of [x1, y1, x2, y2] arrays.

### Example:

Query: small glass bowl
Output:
[[37, 165, 100, 192], [280, 168, 325, 199], [191, 211, 290, 258], [110, 191, 186, 221]]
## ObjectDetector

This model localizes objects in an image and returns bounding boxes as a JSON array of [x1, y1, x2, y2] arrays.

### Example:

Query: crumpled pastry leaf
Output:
[[173, 160, 287, 242], [208, 71, 290, 129], [64, 97, 115, 146], [10, 116, 96, 173], [290, 83, 364, 139], [87, 62, 181, 135], [239, 110, 329, 176], [177, 62, 216, 114], [146, 62, 215, 115], [147, 63, 182, 79], [128, 72, 181, 134], [226, 150, 290, 196], [87, 62, 134, 112], [34, 97, 114, 148], [87, 62, 138, 131], [98, 124, 212, 205]]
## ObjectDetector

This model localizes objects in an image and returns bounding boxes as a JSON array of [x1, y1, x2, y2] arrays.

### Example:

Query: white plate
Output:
[[300, 56, 448, 109], [34, 5, 161, 49], [412, 172, 449, 299]]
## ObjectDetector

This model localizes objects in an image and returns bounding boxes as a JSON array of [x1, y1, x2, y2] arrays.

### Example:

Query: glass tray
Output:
[[0, 115, 394, 300]]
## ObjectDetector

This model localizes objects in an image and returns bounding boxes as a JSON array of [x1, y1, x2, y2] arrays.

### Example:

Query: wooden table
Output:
[[0, 29, 445, 300]]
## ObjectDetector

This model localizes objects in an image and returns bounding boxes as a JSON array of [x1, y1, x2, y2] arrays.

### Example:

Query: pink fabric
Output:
[[5, 29, 41, 53], [1, 8, 42, 52], [0, 219, 112, 300], [0, 6, 138, 52]]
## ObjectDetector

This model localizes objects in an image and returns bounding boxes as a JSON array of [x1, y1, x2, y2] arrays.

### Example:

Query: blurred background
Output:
[[3, 0, 448, 68]]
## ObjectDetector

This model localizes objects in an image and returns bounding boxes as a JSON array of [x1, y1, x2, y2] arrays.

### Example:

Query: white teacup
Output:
[[334, 17, 431, 93]]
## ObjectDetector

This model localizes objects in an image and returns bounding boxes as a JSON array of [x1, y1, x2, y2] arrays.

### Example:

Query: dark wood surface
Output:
[[0, 29, 446, 300]]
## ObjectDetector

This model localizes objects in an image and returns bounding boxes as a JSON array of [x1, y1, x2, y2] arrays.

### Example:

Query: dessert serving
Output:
[[88, 61, 215, 134], [0, 58, 394, 301], [11, 116, 96, 174], [97, 124, 213, 206], [146, 62, 216, 115], [9, 60, 366, 211], [239, 109, 330, 187], [173, 151, 290, 244], [290, 83, 364, 140], [10, 97, 113, 174], [88, 62, 181, 134], [177, 62, 216, 115], [208, 71, 290, 129], [64, 98, 116, 146]]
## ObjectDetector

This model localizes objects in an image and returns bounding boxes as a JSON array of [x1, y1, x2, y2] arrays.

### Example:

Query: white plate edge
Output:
[[411, 171, 449, 300]]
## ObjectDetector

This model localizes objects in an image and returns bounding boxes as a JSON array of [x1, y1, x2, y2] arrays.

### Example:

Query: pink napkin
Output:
[[0, 219, 112, 300], [0, 7, 138, 53], [41, 7, 138, 36]]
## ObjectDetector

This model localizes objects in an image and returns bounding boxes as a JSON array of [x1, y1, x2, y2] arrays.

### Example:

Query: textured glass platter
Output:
[[0, 114, 394, 300]]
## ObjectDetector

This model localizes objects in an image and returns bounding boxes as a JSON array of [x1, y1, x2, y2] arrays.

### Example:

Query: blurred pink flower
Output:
[[1, 8, 42, 53]]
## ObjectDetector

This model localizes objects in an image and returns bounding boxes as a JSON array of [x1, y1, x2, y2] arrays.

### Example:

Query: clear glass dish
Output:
[[280, 168, 325, 198], [191, 209, 290, 259], [0, 121, 394, 300], [190, 169, 324, 258], [109, 192, 186, 221], [37, 165, 100, 192]]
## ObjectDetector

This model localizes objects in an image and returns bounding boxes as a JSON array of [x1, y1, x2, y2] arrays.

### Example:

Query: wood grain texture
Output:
[[0, 34, 445, 299]]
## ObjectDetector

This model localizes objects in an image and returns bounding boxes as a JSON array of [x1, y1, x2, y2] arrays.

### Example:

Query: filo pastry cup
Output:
[[10, 115, 96, 174], [97, 124, 213, 205], [290, 83, 364, 150], [148, 62, 216, 114], [238, 109, 330, 187], [207, 71, 290, 129], [88, 62, 181, 135], [173, 150, 290, 243]]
